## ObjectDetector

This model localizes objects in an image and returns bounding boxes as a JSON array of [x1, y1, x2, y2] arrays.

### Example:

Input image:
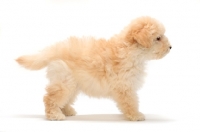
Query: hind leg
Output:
[[61, 104, 77, 116], [44, 82, 69, 120], [61, 92, 78, 116], [44, 60, 77, 120]]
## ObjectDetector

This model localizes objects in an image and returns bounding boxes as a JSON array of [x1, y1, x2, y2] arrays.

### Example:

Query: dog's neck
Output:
[[107, 39, 147, 70]]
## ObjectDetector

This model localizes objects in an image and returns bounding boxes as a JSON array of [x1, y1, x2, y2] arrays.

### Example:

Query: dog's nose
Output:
[[169, 46, 172, 49]]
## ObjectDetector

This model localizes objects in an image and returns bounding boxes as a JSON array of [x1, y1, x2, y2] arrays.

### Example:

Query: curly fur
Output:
[[16, 16, 171, 121]]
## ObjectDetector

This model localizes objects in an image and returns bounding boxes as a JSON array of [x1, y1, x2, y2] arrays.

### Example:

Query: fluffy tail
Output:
[[16, 53, 49, 70], [16, 43, 66, 70]]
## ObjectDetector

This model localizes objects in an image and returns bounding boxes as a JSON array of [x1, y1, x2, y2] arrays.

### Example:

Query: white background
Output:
[[0, 0, 200, 131]]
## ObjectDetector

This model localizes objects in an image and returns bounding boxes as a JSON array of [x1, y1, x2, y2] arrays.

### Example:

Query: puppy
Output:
[[16, 16, 171, 121]]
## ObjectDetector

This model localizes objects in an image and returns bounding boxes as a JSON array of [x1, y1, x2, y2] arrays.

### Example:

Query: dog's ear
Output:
[[125, 26, 152, 48], [133, 27, 153, 48]]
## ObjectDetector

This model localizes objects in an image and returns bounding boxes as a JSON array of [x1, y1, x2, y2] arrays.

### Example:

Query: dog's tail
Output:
[[16, 43, 67, 70], [16, 53, 51, 70]]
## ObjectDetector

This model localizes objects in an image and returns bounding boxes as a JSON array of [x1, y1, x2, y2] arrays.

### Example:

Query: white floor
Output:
[[0, 0, 200, 131], [1, 113, 199, 132]]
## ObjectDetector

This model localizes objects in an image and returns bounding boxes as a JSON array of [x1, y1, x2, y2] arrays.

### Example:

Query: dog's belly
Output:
[[75, 72, 110, 98], [73, 66, 146, 98]]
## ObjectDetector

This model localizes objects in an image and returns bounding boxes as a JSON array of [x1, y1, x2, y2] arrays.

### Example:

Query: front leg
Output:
[[112, 87, 145, 121]]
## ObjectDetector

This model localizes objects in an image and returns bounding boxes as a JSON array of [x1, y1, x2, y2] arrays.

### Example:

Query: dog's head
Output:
[[122, 16, 171, 60]]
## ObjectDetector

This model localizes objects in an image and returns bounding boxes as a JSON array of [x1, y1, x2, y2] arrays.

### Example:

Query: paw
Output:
[[61, 106, 77, 116], [126, 112, 145, 121], [62, 108, 77, 116], [46, 112, 66, 121]]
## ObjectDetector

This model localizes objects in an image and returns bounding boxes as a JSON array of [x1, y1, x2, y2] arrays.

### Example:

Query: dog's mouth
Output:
[[153, 49, 170, 59]]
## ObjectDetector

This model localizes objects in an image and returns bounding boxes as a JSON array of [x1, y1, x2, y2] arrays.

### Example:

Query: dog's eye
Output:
[[156, 37, 161, 41]]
